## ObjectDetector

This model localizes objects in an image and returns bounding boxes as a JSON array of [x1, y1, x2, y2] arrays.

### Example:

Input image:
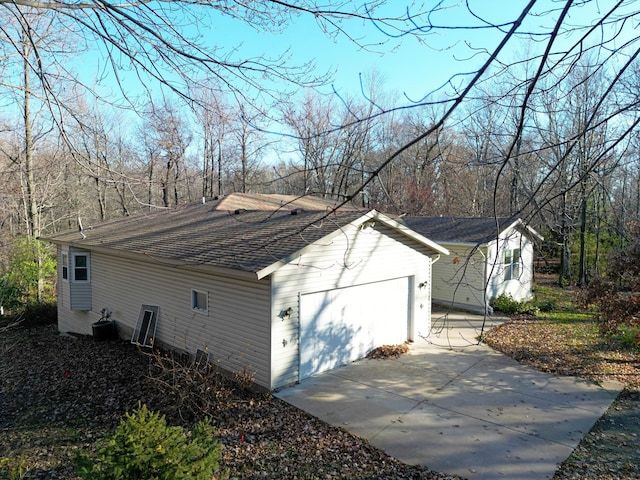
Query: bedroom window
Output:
[[191, 289, 208, 314], [72, 253, 90, 282], [62, 253, 69, 280], [504, 248, 521, 281]]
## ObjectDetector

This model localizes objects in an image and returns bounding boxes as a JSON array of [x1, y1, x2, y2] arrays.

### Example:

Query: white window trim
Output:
[[191, 289, 209, 315], [61, 252, 69, 281], [71, 252, 91, 283], [504, 248, 521, 281]]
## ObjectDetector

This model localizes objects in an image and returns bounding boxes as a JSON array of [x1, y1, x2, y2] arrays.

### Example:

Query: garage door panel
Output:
[[300, 277, 409, 379]]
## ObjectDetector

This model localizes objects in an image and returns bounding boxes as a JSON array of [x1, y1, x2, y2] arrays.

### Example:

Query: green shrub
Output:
[[616, 325, 640, 349], [491, 294, 540, 315], [76, 403, 222, 480], [491, 294, 521, 314], [536, 299, 556, 313], [0, 237, 56, 306]]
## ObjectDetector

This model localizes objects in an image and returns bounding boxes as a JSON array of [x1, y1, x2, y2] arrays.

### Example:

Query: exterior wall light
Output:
[[280, 307, 293, 320]]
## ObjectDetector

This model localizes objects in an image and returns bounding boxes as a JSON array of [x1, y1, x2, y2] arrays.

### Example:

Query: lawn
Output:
[[484, 274, 639, 389]]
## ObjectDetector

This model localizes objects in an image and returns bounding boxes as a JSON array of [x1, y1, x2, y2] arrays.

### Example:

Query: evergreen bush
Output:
[[76, 403, 222, 480]]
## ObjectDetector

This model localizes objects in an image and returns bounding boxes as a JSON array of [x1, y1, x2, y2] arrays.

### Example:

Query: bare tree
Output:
[[142, 99, 192, 208]]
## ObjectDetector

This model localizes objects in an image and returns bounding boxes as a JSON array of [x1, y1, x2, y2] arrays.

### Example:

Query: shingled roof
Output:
[[402, 216, 523, 245], [211, 193, 356, 212], [43, 203, 370, 276], [44, 199, 450, 278]]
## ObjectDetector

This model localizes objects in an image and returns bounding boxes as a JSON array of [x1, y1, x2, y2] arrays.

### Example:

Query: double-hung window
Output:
[[72, 253, 90, 282], [504, 248, 521, 281]]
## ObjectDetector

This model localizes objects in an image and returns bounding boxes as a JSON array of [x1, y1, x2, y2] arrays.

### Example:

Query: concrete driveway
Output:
[[275, 308, 623, 480]]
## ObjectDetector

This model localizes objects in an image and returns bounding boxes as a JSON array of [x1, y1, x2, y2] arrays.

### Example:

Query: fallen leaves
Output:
[[366, 343, 410, 359], [483, 318, 640, 389], [0, 326, 460, 479]]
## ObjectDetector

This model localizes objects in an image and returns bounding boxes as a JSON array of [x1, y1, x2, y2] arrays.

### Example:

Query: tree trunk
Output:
[[577, 193, 588, 286], [558, 193, 572, 286]]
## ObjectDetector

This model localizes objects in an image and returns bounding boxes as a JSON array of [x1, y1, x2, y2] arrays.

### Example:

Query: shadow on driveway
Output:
[[275, 308, 623, 480]]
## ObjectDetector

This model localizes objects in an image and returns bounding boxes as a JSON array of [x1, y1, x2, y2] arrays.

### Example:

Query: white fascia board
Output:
[[256, 210, 450, 280], [504, 218, 544, 242]]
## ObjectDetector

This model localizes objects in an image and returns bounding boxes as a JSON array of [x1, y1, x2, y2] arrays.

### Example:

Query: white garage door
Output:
[[299, 277, 410, 379]]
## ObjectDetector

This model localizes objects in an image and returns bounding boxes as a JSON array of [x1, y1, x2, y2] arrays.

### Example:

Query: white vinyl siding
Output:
[[488, 232, 535, 303], [431, 244, 487, 311], [432, 228, 536, 312], [270, 222, 433, 388], [57, 251, 272, 388]]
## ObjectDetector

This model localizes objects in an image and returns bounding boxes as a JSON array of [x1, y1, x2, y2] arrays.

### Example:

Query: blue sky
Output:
[[204, 2, 525, 102], [71, 1, 636, 127], [75, 2, 537, 108]]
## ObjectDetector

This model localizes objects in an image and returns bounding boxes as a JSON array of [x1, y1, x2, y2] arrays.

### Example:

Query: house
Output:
[[206, 192, 357, 212], [43, 199, 448, 390], [402, 216, 543, 314]]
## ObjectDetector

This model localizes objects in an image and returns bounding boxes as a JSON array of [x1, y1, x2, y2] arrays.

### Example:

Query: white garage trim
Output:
[[299, 277, 411, 380]]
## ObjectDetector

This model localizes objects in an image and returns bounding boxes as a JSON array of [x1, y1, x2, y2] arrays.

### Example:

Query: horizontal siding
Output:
[[57, 249, 272, 389], [487, 231, 535, 302], [432, 244, 487, 310], [433, 229, 536, 311], [70, 283, 92, 310], [270, 223, 433, 389]]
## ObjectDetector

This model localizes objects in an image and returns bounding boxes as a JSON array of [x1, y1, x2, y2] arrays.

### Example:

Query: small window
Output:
[[72, 253, 90, 282], [132, 305, 158, 348], [191, 289, 208, 314], [62, 253, 69, 280], [504, 248, 521, 281]]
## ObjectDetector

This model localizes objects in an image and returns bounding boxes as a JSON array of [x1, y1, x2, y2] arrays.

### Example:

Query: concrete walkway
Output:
[[275, 309, 623, 480]]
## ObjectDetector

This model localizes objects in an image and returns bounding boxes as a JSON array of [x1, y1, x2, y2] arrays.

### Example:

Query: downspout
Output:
[[425, 254, 441, 337], [478, 247, 492, 315]]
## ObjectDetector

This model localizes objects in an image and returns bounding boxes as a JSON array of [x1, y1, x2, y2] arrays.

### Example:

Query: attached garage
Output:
[[46, 194, 449, 391], [299, 277, 411, 379]]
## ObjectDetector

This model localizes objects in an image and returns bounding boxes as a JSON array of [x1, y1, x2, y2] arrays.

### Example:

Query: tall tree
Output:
[[143, 99, 192, 208]]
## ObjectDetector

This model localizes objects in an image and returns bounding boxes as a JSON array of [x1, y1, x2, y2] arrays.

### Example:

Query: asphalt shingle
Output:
[[44, 203, 366, 274]]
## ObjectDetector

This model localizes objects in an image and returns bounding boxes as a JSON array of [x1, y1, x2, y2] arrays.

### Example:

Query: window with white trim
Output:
[[62, 253, 69, 280], [72, 253, 90, 282], [191, 289, 208, 314], [504, 248, 521, 281]]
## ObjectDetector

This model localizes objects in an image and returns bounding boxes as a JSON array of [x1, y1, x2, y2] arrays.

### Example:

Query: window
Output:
[[72, 253, 90, 282], [131, 305, 158, 348], [62, 253, 69, 280], [191, 289, 208, 314], [504, 248, 521, 281]]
